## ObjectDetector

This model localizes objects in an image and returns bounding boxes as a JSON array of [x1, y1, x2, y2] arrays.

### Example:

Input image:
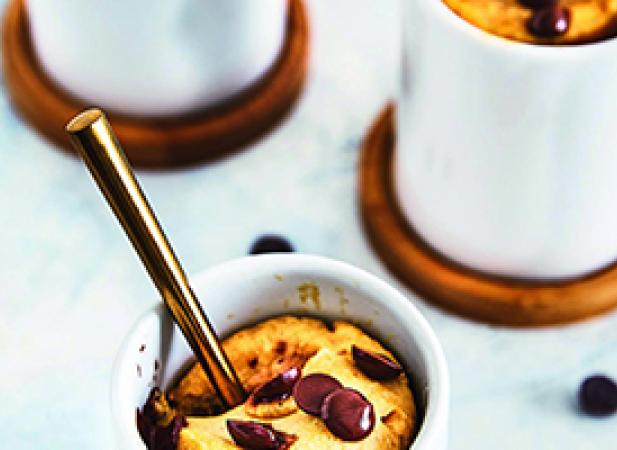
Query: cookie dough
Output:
[[442, 0, 617, 44], [169, 316, 416, 449]]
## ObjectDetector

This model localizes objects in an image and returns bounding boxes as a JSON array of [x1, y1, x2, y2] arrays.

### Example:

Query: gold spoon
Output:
[[66, 108, 245, 408]]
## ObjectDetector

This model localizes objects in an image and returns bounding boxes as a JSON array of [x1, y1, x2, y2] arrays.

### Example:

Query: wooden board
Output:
[[359, 104, 617, 325], [2, 0, 310, 169]]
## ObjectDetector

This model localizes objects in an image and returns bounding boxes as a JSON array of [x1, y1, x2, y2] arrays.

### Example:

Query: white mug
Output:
[[396, 0, 617, 279], [111, 254, 449, 449], [27, 0, 287, 116]]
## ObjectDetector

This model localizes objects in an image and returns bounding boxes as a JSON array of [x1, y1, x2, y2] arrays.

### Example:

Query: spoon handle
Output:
[[66, 109, 245, 408]]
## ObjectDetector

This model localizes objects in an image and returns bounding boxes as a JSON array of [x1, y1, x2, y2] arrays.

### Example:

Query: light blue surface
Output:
[[0, 1, 615, 448]]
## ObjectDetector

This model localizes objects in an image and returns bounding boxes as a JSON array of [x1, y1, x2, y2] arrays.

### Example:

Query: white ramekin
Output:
[[396, 0, 617, 279], [27, 0, 287, 116], [111, 254, 449, 449]]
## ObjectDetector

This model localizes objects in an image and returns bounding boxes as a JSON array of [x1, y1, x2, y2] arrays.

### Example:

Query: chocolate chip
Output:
[[275, 341, 288, 355], [136, 408, 156, 447], [249, 235, 294, 255], [578, 375, 617, 417], [226, 420, 297, 450], [321, 388, 375, 441], [151, 415, 187, 450], [517, 0, 555, 9], [250, 367, 301, 405], [292, 373, 343, 416], [527, 6, 570, 37], [352, 345, 403, 381], [248, 357, 259, 368], [137, 398, 187, 450]]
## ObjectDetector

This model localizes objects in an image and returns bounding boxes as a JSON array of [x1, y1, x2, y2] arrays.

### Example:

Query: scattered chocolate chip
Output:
[[578, 375, 617, 417], [321, 388, 375, 441], [250, 367, 301, 405], [352, 345, 403, 381], [154, 360, 160, 371], [249, 235, 294, 255], [139, 344, 146, 352], [527, 6, 570, 37], [248, 357, 259, 369], [517, 0, 555, 9], [227, 420, 297, 450], [293, 373, 343, 416], [137, 364, 142, 378]]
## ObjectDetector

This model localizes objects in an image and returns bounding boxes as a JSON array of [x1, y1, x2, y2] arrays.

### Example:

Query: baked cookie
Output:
[[165, 316, 416, 449], [443, 0, 617, 44]]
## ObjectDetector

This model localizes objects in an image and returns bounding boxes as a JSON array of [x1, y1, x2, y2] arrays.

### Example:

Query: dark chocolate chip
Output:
[[137, 409, 187, 450], [352, 345, 403, 381], [578, 375, 617, 417], [292, 373, 343, 416], [250, 367, 301, 405], [321, 388, 375, 442], [517, 0, 555, 9], [249, 235, 294, 255], [136, 408, 156, 447], [527, 6, 570, 38], [137, 388, 187, 450], [152, 415, 187, 450], [226, 420, 297, 450]]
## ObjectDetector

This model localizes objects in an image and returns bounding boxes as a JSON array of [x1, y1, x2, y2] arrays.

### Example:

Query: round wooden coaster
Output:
[[359, 104, 617, 326], [2, 0, 309, 169]]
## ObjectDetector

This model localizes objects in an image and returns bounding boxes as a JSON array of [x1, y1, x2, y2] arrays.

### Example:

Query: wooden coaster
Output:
[[359, 104, 617, 326], [2, 0, 309, 168]]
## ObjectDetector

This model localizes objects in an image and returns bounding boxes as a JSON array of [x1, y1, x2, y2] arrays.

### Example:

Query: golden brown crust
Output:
[[170, 316, 416, 449]]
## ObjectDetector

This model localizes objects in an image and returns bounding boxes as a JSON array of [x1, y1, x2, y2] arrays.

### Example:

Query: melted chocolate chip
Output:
[[352, 345, 403, 381], [227, 420, 297, 450], [321, 388, 375, 442], [136, 408, 156, 447], [578, 375, 617, 417], [137, 388, 187, 450], [250, 367, 301, 405], [249, 235, 295, 255], [517, 0, 555, 9], [527, 6, 570, 38], [292, 373, 343, 415], [137, 410, 187, 450], [153, 415, 188, 450]]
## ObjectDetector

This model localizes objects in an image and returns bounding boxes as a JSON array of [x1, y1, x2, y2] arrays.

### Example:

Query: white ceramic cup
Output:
[[396, 0, 617, 279], [111, 254, 449, 449], [27, 0, 287, 116]]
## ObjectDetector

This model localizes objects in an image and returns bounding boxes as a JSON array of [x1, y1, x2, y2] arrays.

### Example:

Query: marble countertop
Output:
[[1, 0, 615, 448]]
